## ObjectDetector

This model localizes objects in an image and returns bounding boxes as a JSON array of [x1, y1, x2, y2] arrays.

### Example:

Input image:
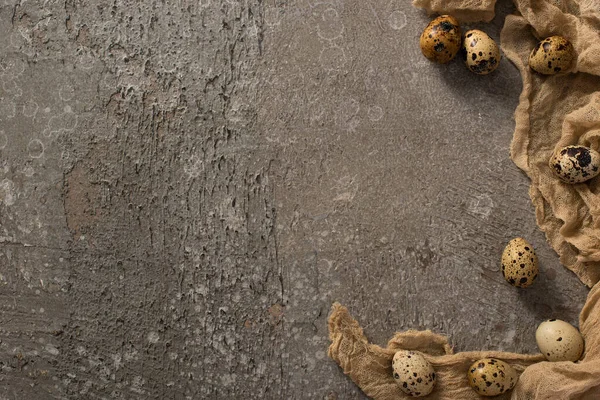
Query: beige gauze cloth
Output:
[[328, 0, 600, 398]]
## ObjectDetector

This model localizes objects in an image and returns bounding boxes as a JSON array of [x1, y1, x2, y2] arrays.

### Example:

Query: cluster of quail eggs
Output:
[[524, 35, 590, 377], [419, 15, 579, 78], [526, 34, 600, 185], [529, 36, 600, 184], [421, 15, 599, 185], [465, 316, 585, 397], [389, 20, 587, 397], [528, 38, 600, 185], [389, 225, 585, 396], [390, 235, 585, 397], [419, 15, 501, 75]]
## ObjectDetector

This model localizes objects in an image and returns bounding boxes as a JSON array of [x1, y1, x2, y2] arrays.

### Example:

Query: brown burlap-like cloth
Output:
[[328, 1, 600, 398]]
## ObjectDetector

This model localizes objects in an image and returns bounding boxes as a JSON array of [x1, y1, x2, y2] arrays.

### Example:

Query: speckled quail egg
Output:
[[536, 319, 584, 362], [501, 238, 539, 288], [392, 350, 436, 397], [468, 358, 517, 397], [420, 15, 462, 64], [549, 145, 600, 184], [529, 36, 575, 75], [462, 30, 501, 75]]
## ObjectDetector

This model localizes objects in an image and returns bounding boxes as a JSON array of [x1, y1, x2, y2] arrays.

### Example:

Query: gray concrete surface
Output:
[[0, 0, 588, 399]]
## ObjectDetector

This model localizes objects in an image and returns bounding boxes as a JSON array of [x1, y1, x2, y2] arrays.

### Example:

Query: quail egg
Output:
[[549, 145, 600, 184], [501, 238, 539, 288], [468, 358, 518, 397], [392, 350, 436, 397], [529, 36, 576, 75], [462, 30, 501, 75], [420, 15, 462, 64], [536, 319, 584, 362]]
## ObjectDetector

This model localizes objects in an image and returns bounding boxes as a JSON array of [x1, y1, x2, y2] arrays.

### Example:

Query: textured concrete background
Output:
[[0, 0, 588, 399]]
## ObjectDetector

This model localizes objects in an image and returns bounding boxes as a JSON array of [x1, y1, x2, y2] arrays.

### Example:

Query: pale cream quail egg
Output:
[[536, 319, 584, 362]]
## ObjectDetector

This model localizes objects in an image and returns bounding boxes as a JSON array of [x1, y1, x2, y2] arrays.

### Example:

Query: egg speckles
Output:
[[529, 36, 575, 75], [501, 238, 538, 288], [468, 358, 517, 397], [419, 15, 462, 64], [392, 350, 436, 397], [536, 319, 584, 362], [549, 145, 600, 184], [462, 30, 501, 75]]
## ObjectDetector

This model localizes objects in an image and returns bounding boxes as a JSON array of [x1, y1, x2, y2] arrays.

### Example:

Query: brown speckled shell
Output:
[[529, 36, 575, 75], [549, 145, 600, 184], [392, 350, 436, 397], [419, 15, 462, 64], [467, 358, 517, 397], [462, 30, 501, 75], [501, 238, 538, 288]]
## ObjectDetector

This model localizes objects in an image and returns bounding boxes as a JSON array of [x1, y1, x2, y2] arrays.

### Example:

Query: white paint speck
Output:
[[59, 85, 75, 102], [0, 131, 7, 150], [317, 8, 344, 40], [124, 349, 138, 362], [183, 154, 204, 178], [367, 105, 384, 121], [23, 100, 38, 118], [130, 375, 146, 394], [45, 344, 59, 355], [503, 329, 516, 344], [23, 166, 35, 177], [147, 331, 160, 344], [0, 179, 16, 206], [112, 353, 123, 370], [388, 10, 407, 30], [27, 139, 44, 159], [221, 373, 237, 386], [467, 193, 494, 219], [77, 53, 97, 70]]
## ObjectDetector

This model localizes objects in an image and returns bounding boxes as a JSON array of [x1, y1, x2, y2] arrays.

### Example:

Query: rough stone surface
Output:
[[0, 1, 587, 399]]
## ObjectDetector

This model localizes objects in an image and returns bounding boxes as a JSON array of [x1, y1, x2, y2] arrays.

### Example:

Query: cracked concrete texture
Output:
[[0, 0, 588, 399]]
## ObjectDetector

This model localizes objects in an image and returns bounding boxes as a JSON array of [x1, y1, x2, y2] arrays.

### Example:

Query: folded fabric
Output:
[[329, 280, 600, 398]]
